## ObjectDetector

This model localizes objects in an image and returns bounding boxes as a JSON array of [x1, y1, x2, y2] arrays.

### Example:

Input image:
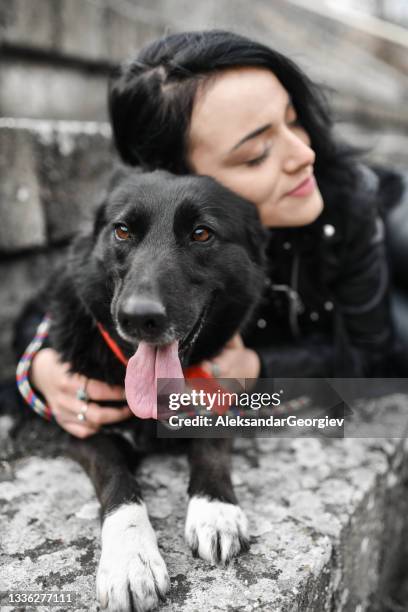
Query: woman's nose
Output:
[[283, 129, 315, 174]]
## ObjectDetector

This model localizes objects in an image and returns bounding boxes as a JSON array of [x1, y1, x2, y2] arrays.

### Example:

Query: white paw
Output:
[[97, 503, 170, 612], [185, 496, 249, 565]]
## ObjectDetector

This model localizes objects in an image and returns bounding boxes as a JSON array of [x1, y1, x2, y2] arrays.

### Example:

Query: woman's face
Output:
[[188, 67, 324, 227]]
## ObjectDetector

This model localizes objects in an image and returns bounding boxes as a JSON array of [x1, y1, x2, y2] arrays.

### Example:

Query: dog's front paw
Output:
[[185, 495, 249, 565], [97, 503, 170, 612]]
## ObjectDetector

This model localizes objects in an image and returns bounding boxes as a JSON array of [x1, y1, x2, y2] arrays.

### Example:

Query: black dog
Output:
[[45, 169, 266, 611]]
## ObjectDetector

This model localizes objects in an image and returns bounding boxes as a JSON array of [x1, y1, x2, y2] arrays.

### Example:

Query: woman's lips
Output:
[[286, 175, 316, 198]]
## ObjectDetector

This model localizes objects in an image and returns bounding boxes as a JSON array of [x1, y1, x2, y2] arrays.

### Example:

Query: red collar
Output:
[[96, 323, 211, 379]]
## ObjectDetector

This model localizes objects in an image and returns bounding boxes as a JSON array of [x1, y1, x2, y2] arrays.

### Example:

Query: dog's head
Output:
[[72, 169, 267, 415]]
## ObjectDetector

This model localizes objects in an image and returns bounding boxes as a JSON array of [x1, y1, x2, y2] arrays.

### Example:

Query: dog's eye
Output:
[[192, 227, 212, 243], [114, 224, 130, 241]]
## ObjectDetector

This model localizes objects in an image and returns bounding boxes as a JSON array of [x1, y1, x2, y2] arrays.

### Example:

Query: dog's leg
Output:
[[185, 438, 249, 565], [68, 434, 170, 612]]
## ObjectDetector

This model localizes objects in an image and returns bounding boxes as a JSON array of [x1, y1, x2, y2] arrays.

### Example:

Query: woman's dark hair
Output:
[[109, 30, 358, 193]]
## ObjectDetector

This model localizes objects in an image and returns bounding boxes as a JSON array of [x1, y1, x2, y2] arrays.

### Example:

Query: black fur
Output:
[[43, 169, 267, 605], [49, 169, 266, 384]]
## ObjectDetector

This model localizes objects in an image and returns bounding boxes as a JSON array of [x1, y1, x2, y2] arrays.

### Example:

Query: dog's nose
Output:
[[118, 297, 167, 340]]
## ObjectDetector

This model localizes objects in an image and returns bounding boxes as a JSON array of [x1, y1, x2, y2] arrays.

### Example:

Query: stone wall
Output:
[[0, 0, 165, 120]]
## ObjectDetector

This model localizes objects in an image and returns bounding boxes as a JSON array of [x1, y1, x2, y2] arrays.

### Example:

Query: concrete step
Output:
[[1, 407, 408, 611], [0, 118, 113, 253], [283, 0, 408, 76], [252, 1, 408, 127], [0, 58, 109, 121], [0, 0, 165, 119], [0, 0, 165, 66]]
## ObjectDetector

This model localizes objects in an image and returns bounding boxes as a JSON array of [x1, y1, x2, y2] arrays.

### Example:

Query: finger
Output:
[[53, 410, 99, 435], [56, 399, 129, 427], [51, 390, 130, 424], [62, 421, 100, 439], [224, 334, 244, 349], [60, 371, 88, 395], [83, 404, 132, 426], [60, 373, 125, 399], [84, 379, 127, 401]]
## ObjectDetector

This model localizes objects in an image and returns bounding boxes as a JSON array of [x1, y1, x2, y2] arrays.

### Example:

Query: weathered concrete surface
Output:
[[0, 118, 113, 252], [1, 394, 408, 611], [0, 248, 68, 383], [271, 0, 408, 76], [0, 0, 164, 64], [0, 59, 110, 121], [0, 0, 164, 121]]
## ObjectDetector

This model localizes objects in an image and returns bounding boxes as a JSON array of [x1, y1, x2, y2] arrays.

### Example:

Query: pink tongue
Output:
[[125, 340, 184, 419]]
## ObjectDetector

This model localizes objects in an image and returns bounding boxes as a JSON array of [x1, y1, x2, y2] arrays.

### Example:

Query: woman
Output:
[[16, 30, 406, 437]]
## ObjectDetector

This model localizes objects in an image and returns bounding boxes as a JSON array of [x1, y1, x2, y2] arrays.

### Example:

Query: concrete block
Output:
[[0, 118, 114, 252], [58, 0, 107, 61], [0, 248, 67, 382], [0, 0, 57, 51], [0, 59, 109, 120], [0, 127, 46, 251], [0, 0, 165, 64], [1, 401, 408, 610], [105, 7, 166, 62], [34, 122, 113, 244]]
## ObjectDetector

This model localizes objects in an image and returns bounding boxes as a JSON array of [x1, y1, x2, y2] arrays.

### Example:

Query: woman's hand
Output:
[[30, 348, 131, 438], [200, 334, 261, 380]]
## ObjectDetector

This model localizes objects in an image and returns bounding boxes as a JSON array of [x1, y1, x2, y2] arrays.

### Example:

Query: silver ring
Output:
[[76, 384, 89, 403], [211, 363, 221, 378], [77, 403, 88, 422]]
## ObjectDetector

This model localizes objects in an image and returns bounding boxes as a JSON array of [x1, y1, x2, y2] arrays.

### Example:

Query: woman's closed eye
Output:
[[244, 148, 270, 167]]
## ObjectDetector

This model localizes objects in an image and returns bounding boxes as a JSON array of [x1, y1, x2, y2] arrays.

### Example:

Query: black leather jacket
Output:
[[243, 165, 406, 378]]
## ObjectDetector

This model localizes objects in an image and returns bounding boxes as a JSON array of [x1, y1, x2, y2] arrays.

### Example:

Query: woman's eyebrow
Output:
[[228, 100, 293, 153], [229, 123, 272, 153]]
